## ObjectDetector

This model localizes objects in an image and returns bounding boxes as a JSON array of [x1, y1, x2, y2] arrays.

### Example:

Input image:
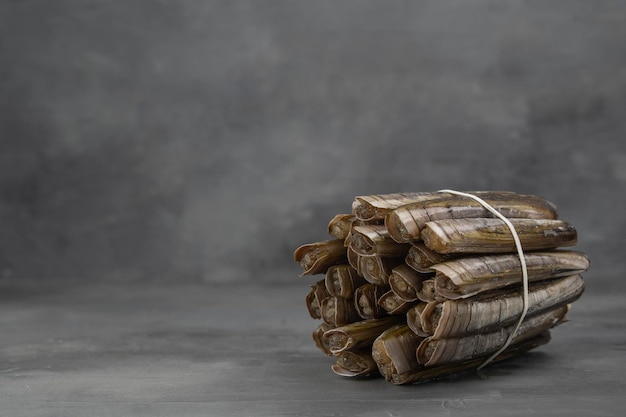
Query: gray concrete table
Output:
[[1, 278, 624, 417]]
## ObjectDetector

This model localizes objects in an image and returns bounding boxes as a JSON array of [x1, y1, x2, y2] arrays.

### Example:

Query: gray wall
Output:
[[1, 1, 625, 288]]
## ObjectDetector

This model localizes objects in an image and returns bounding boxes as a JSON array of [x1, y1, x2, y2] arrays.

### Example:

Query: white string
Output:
[[437, 189, 529, 370]]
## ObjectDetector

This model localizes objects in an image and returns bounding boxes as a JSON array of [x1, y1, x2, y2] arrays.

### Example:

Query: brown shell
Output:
[[424, 274, 584, 339], [352, 192, 440, 221], [390, 332, 551, 385], [371, 324, 424, 381], [421, 218, 577, 254], [385, 192, 558, 243], [433, 250, 590, 299], [354, 283, 389, 319], [350, 224, 411, 257], [331, 349, 379, 377], [416, 305, 567, 366], [388, 264, 434, 302], [359, 255, 404, 285], [294, 239, 347, 276], [324, 264, 366, 298]]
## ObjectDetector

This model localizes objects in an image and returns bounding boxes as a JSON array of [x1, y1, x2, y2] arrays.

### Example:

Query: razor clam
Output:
[[324, 264, 366, 299], [327, 214, 356, 240], [312, 322, 334, 356], [305, 279, 330, 320], [388, 264, 434, 302], [391, 331, 551, 385], [416, 305, 568, 366], [378, 289, 415, 315], [354, 283, 389, 319], [433, 250, 590, 299], [405, 242, 457, 273], [371, 324, 424, 381], [350, 224, 411, 257], [385, 192, 558, 243], [294, 239, 347, 276], [421, 218, 577, 254], [324, 316, 405, 354], [423, 274, 584, 339], [359, 255, 405, 285], [346, 245, 363, 274], [321, 296, 360, 327], [331, 349, 380, 377], [405, 302, 430, 337], [415, 278, 444, 303], [352, 192, 441, 221]]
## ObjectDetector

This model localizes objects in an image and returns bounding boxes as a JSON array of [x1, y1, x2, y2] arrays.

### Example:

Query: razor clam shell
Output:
[[378, 290, 415, 315], [416, 278, 444, 303], [433, 250, 590, 299], [371, 324, 424, 380], [405, 242, 456, 273], [391, 331, 551, 385], [359, 255, 405, 285], [324, 316, 405, 354], [352, 192, 441, 221], [324, 264, 366, 298], [331, 349, 380, 377], [421, 218, 577, 254], [327, 214, 356, 240], [350, 224, 411, 257], [385, 192, 558, 243], [424, 274, 584, 339], [416, 305, 568, 366], [346, 245, 363, 274], [294, 239, 347, 276], [388, 264, 434, 302], [312, 322, 334, 356], [406, 302, 429, 337], [305, 279, 330, 320], [354, 283, 389, 319], [321, 296, 360, 327]]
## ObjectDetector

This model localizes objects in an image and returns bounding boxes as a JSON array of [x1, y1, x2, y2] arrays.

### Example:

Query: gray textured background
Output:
[[1, 0, 625, 287]]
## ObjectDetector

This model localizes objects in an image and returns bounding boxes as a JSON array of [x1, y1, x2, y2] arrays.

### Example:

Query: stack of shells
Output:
[[293, 191, 590, 385]]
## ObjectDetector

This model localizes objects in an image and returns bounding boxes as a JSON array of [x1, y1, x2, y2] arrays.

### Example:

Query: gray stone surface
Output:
[[1, 1, 625, 286], [0, 279, 624, 417], [1, 3, 625, 412]]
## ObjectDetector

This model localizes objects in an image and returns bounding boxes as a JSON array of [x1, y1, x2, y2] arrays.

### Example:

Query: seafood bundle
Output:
[[294, 190, 589, 384]]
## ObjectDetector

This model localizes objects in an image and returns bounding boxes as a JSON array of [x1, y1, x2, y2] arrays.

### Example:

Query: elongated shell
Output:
[[385, 192, 558, 243], [294, 239, 347, 276], [378, 290, 414, 315], [350, 225, 411, 257], [433, 250, 590, 299], [423, 274, 584, 339], [312, 322, 334, 356], [421, 218, 577, 254], [405, 242, 456, 273], [324, 316, 405, 354], [331, 349, 379, 377], [324, 264, 366, 298], [416, 278, 443, 303], [352, 192, 440, 221], [305, 279, 330, 319], [346, 245, 362, 274], [359, 255, 404, 285], [354, 283, 389, 319], [406, 302, 429, 337], [327, 214, 356, 240], [388, 264, 433, 302], [371, 324, 424, 380], [391, 331, 551, 385], [321, 296, 360, 327], [416, 305, 568, 366]]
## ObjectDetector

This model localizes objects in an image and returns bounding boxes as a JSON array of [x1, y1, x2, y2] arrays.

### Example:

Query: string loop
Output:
[[437, 189, 529, 370]]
